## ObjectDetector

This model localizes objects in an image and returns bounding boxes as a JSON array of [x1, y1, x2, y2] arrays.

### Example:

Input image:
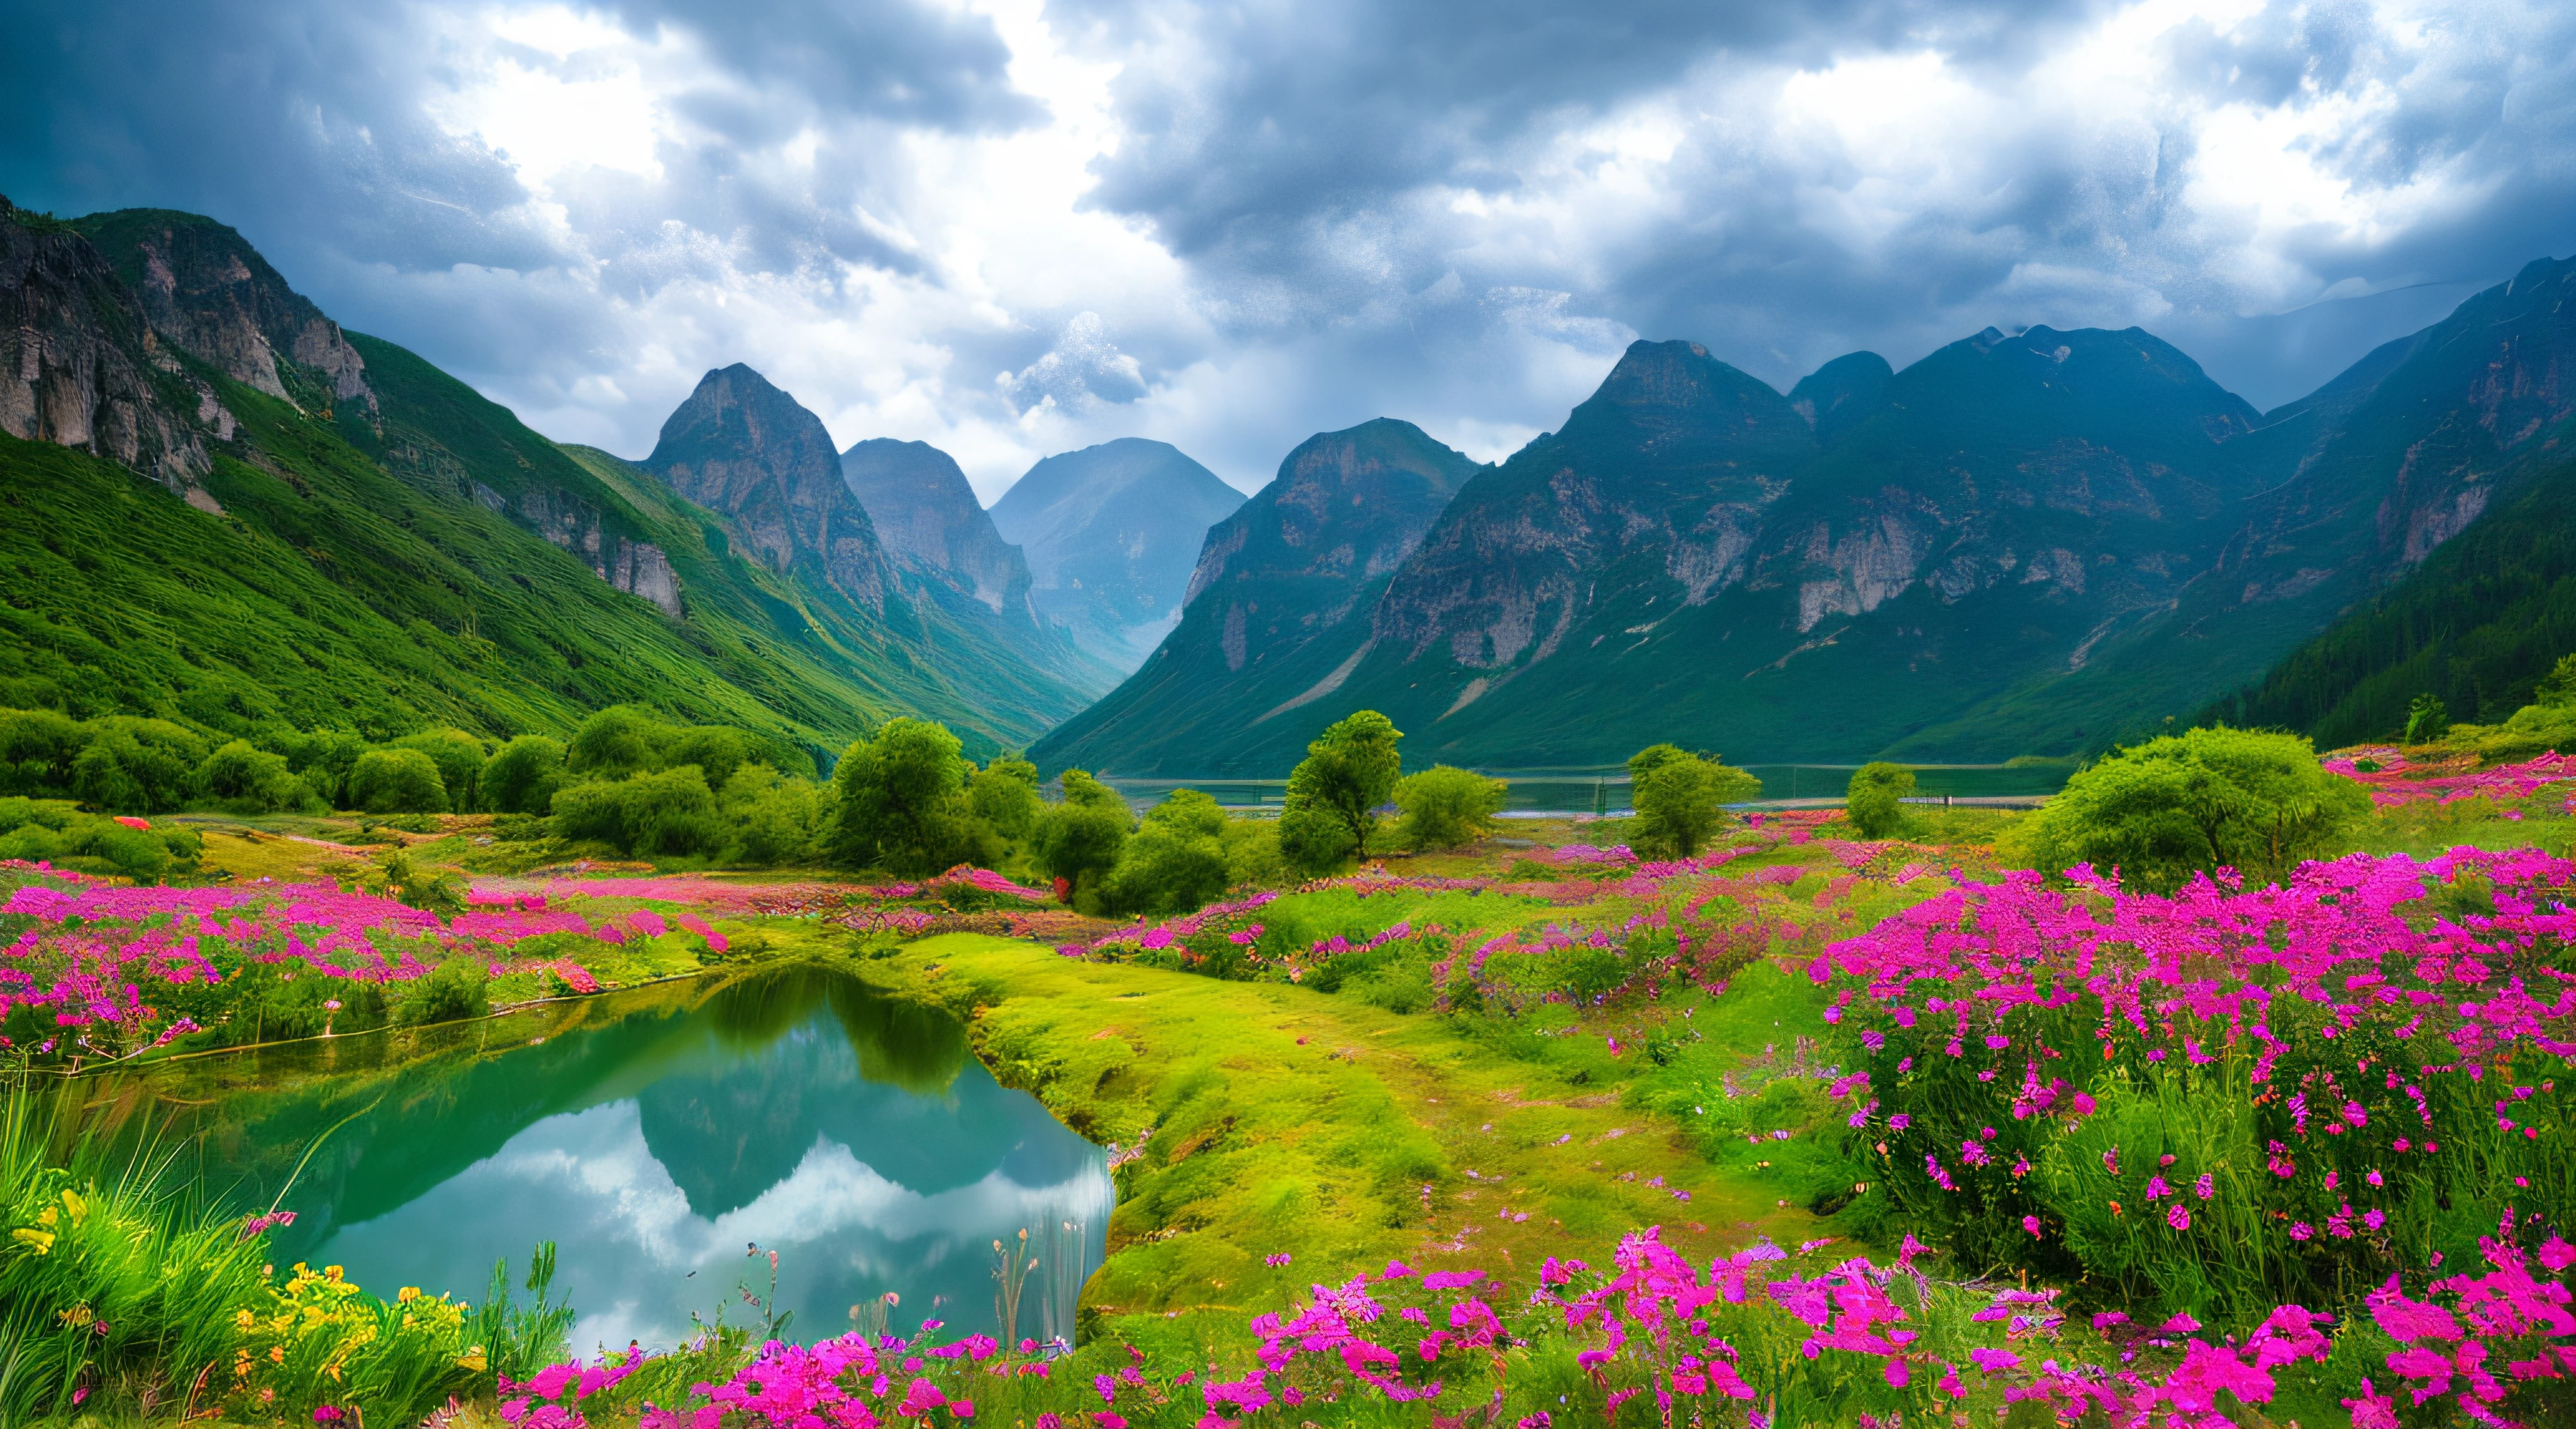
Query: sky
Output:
[[5, 0, 2572, 499]]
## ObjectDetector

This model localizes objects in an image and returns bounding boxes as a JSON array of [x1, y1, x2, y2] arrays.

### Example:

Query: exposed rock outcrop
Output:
[[840, 437, 1034, 617], [643, 365, 892, 611]]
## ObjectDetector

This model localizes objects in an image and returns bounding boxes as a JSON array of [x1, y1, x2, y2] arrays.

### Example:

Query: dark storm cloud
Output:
[[602, 0, 1043, 135]]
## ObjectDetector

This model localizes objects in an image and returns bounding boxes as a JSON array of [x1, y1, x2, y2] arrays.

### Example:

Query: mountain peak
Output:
[[840, 436, 1034, 618], [1789, 352, 1894, 446], [645, 367, 891, 608], [989, 438, 1245, 670]]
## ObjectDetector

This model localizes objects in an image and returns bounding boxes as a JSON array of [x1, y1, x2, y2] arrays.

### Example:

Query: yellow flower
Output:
[[237, 1309, 257, 1331], [457, 1348, 489, 1372], [8, 1227, 53, 1255], [397, 1286, 420, 1303], [59, 1189, 86, 1226], [323, 1265, 345, 1281], [59, 1304, 94, 1328], [269, 1346, 286, 1364]]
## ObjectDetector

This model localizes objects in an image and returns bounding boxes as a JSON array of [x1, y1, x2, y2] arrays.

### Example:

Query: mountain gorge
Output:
[[0, 198, 1102, 755], [1040, 257, 2576, 774], [987, 438, 1246, 670]]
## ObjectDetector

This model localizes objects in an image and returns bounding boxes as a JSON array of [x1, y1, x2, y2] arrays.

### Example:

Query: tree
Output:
[[285, 728, 369, 810], [482, 736, 571, 815], [969, 756, 1043, 842], [2404, 692, 2451, 745], [1279, 711, 1403, 874], [393, 729, 489, 812], [825, 718, 984, 876], [2022, 726, 2370, 893], [1394, 765, 1507, 851], [1845, 762, 1916, 839], [567, 705, 669, 779], [2535, 653, 2576, 708], [196, 740, 309, 814], [720, 764, 823, 866], [0, 707, 86, 796], [665, 726, 751, 791], [1626, 744, 1761, 858], [348, 748, 451, 815], [1034, 769, 1131, 904], [1103, 789, 1232, 915], [71, 722, 206, 813]]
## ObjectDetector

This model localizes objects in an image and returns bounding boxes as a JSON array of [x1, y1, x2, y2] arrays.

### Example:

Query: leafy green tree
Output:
[[618, 765, 725, 857], [2404, 692, 2451, 745], [720, 764, 823, 866], [1104, 789, 1232, 915], [285, 728, 369, 809], [567, 705, 669, 779], [1626, 744, 1761, 858], [1034, 769, 1131, 904], [393, 729, 490, 812], [71, 721, 206, 813], [1394, 765, 1507, 851], [0, 708, 86, 795], [482, 736, 571, 815], [196, 740, 311, 814], [969, 756, 1044, 842], [2023, 726, 2370, 892], [666, 725, 752, 791], [348, 748, 452, 815], [1845, 762, 1917, 839], [826, 718, 986, 876], [2535, 653, 2576, 708], [1279, 711, 1404, 874]]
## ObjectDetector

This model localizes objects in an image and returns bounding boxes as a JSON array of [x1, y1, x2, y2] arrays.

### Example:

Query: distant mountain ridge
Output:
[[1039, 261, 2576, 774], [988, 438, 1246, 670], [1031, 418, 1480, 773], [0, 197, 1101, 754]]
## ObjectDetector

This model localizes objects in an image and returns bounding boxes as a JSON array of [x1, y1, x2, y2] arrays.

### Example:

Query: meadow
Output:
[[3, 730, 2575, 1428]]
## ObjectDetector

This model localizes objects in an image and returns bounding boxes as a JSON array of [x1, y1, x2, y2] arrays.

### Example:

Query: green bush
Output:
[[348, 747, 452, 815], [825, 718, 990, 876], [1845, 762, 1916, 839], [720, 764, 823, 865], [567, 704, 667, 779], [1035, 769, 1131, 906], [69, 719, 206, 813], [396, 957, 493, 1026], [195, 738, 312, 813], [2404, 691, 2451, 744], [969, 755, 1043, 842], [1279, 711, 1404, 874], [0, 706, 86, 794], [1393, 765, 1506, 851], [482, 735, 571, 815], [2020, 726, 2370, 892], [392, 728, 489, 811], [1103, 789, 1231, 915], [285, 727, 369, 809], [551, 765, 725, 858]]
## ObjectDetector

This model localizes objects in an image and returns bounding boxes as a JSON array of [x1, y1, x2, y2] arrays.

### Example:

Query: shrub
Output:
[[284, 727, 369, 809], [0, 706, 86, 794], [2536, 652, 2576, 708], [396, 957, 492, 1026], [392, 728, 489, 811], [720, 764, 823, 865], [1845, 761, 1915, 838], [2404, 691, 2450, 744], [969, 755, 1043, 841], [1394, 765, 1506, 851], [195, 738, 310, 813], [2021, 726, 2369, 892], [664, 725, 750, 791], [347, 747, 452, 815], [567, 704, 668, 778], [1035, 769, 1131, 904], [482, 735, 570, 815], [1103, 789, 1232, 915], [550, 766, 725, 858], [69, 720, 206, 813]]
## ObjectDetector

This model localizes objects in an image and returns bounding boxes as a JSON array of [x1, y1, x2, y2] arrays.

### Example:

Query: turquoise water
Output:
[[1101, 762, 2070, 813], [82, 968, 1111, 1353]]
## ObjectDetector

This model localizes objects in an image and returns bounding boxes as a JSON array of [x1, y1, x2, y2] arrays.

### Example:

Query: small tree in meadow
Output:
[[1035, 769, 1131, 905], [1394, 765, 1506, 851], [969, 755, 1044, 842], [482, 736, 570, 815], [2404, 692, 2451, 745], [1626, 744, 1760, 858], [1103, 789, 1231, 915], [2538, 653, 2576, 708], [393, 729, 489, 812], [1845, 762, 1916, 839], [1279, 710, 1403, 874]]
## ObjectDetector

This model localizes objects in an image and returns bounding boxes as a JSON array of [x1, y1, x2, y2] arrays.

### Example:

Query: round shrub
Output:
[[392, 729, 489, 811], [196, 740, 309, 814], [482, 735, 570, 815], [1845, 762, 1916, 839], [347, 748, 452, 815]]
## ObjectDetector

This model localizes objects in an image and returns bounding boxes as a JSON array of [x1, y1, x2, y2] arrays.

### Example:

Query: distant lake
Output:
[[57, 968, 1112, 1354], [1102, 762, 2071, 815]]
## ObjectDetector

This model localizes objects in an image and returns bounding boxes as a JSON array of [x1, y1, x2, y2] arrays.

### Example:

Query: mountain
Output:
[[0, 198, 1097, 755], [1031, 419, 1481, 774], [2192, 257, 2576, 744], [840, 438, 1031, 617], [987, 438, 1246, 669]]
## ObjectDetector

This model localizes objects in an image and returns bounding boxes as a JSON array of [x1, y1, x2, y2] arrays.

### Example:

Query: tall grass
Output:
[[0, 1061, 572, 1424]]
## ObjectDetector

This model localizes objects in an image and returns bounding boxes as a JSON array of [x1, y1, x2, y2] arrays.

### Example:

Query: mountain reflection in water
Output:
[[107, 967, 1112, 1352]]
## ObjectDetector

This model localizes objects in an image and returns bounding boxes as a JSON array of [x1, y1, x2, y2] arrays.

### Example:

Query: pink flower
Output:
[[2167, 1205, 2190, 1230]]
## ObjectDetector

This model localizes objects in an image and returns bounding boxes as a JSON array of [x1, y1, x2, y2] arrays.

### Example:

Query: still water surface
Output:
[[79, 968, 1111, 1353]]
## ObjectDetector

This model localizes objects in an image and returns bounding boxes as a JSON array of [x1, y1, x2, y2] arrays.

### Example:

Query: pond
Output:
[[55, 967, 1113, 1354]]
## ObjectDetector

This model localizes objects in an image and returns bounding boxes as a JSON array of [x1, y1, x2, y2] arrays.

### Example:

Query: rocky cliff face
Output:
[[71, 208, 375, 420], [645, 365, 892, 612], [0, 196, 225, 498], [840, 437, 1033, 617], [988, 437, 1245, 669], [1033, 419, 1479, 774]]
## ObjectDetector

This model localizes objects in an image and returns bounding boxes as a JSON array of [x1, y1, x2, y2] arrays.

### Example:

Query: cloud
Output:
[[2, 0, 2570, 490]]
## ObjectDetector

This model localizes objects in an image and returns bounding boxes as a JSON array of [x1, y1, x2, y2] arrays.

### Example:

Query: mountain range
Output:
[[988, 438, 1246, 669], [0, 197, 1163, 757], [1039, 259, 2576, 775]]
